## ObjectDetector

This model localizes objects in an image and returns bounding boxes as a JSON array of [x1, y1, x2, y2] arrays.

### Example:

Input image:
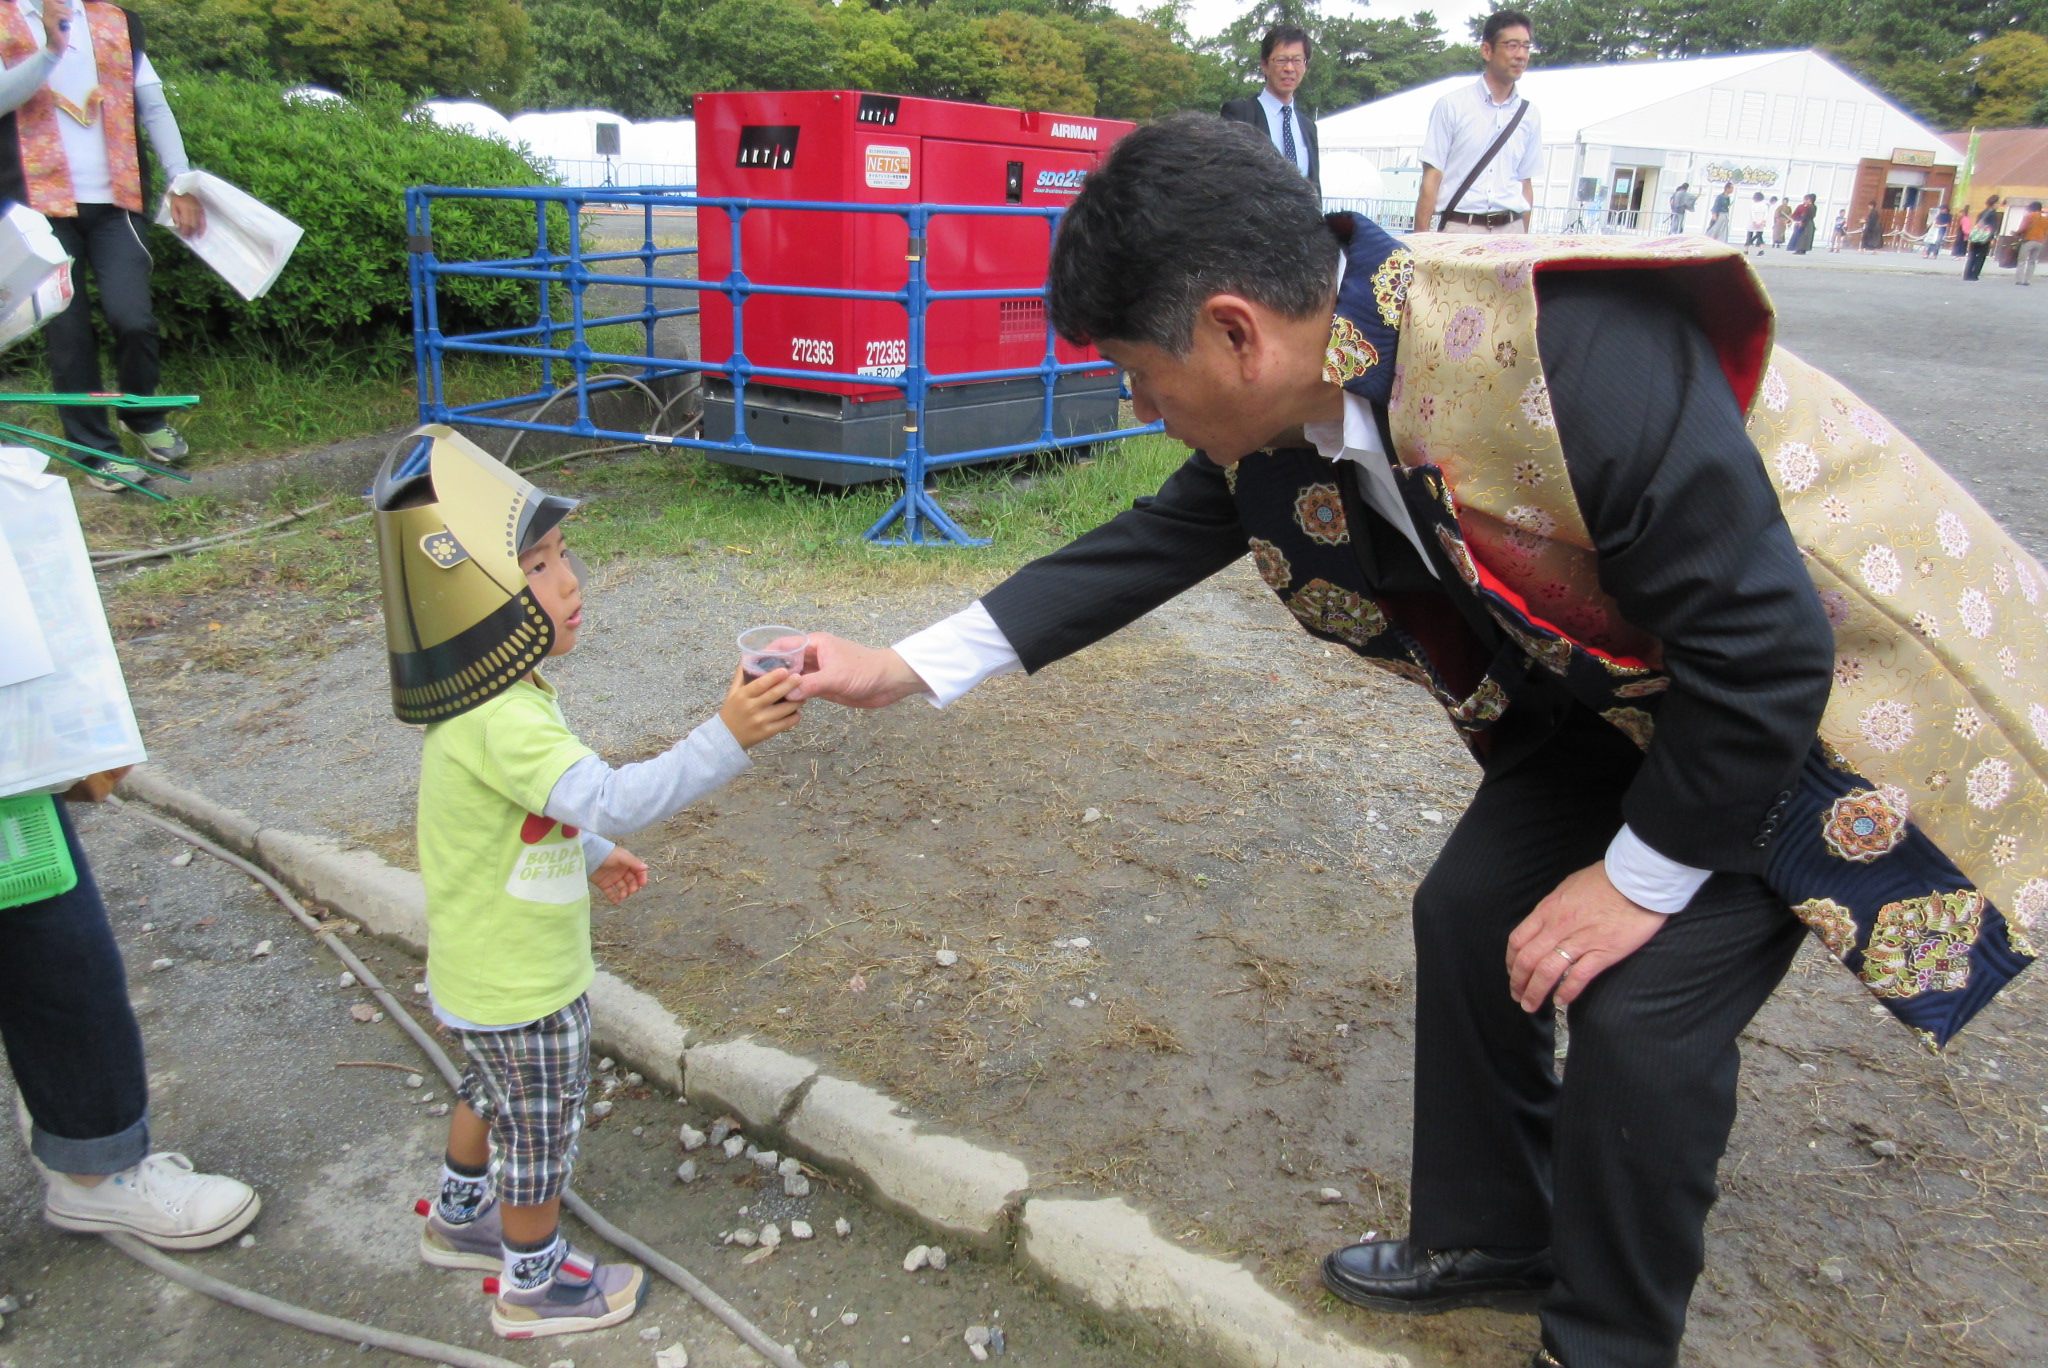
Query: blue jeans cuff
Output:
[[32, 1109, 149, 1176]]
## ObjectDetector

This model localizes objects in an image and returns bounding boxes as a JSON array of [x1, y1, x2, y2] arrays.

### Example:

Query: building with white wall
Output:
[[1318, 50, 1960, 238]]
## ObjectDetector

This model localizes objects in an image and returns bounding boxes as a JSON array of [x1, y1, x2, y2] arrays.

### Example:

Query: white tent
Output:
[[420, 102, 697, 187], [423, 100, 515, 143], [1318, 50, 1960, 233]]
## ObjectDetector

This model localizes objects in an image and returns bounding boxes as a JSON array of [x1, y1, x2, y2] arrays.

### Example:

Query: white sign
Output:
[[864, 144, 912, 190], [1049, 122, 1097, 141]]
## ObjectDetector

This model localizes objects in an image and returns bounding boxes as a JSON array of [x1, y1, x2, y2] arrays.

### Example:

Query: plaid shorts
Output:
[[453, 994, 591, 1207]]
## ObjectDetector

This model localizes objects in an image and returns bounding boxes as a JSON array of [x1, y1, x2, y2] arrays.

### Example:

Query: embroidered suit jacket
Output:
[[979, 273, 1834, 877]]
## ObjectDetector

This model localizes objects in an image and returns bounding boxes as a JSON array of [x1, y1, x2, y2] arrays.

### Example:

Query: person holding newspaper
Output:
[[0, 0, 203, 491]]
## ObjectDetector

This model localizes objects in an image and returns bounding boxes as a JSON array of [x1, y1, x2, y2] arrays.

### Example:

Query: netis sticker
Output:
[[865, 145, 912, 190]]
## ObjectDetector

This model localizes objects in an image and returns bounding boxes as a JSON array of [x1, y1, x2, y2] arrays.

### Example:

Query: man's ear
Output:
[[1199, 293, 1267, 374]]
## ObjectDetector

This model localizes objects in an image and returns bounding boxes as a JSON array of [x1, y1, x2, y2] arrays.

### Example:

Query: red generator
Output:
[[694, 91, 1135, 485]]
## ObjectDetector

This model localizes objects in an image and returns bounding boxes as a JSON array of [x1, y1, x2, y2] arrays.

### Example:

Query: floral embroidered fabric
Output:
[[0, 2, 143, 214], [1282, 216, 2042, 1045]]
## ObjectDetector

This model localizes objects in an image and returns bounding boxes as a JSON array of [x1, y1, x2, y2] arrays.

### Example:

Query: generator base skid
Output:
[[700, 372, 1122, 486]]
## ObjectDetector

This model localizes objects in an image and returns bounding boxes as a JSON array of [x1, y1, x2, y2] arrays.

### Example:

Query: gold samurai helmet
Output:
[[372, 425, 579, 725]]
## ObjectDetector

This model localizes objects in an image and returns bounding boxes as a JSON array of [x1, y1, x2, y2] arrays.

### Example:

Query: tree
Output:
[[132, 0, 530, 104], [523, 0, 687, 118], [1964, 30, 2048, 124], [1079, 15, 1205, 119], [1508, 0, 2048, 124], [1206, 2, 1468, 113]]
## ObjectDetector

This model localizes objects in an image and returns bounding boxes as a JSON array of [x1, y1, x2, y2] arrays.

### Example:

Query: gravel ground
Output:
[[33, 254, 2048, 1368], [0, 804, 1172, 1368]]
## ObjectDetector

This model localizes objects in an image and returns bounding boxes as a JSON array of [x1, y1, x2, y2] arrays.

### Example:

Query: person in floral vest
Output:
[[0, 0, 202, 490], [792, 114, 2039, 1368]]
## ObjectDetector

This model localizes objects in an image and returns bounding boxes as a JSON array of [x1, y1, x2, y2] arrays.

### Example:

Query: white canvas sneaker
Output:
[[43, 1152, 261, 1249]]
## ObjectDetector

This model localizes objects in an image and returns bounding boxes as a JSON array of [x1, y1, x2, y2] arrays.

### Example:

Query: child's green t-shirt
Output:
[[418, 674, 598, 1026]]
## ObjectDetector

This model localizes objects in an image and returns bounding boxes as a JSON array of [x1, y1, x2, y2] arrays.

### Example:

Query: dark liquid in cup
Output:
[[743, 654, 799, 682]]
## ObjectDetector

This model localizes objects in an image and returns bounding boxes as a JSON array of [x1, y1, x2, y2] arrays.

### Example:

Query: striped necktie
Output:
[[1280, 104, 1298, 172]]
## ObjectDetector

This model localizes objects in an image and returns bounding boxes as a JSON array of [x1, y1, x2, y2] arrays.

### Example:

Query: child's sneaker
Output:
[[490, 1245, 647, 1339], [122, 421, 189, 463], [42, 1152, 260, 1250], [417, 1196, 504, 1272]]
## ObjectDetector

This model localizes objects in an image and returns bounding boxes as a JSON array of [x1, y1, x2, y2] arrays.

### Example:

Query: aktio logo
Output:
[[1049, 122, 1098, 141], [1035, 169, 1086, 195]]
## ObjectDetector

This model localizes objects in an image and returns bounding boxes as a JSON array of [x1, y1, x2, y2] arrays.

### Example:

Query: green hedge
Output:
[[148, 73, 559, 355]]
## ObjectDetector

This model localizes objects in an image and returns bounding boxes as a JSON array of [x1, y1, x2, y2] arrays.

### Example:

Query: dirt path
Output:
[[118, 529, 2048, 1367], [0, 802, 1175, 1368]]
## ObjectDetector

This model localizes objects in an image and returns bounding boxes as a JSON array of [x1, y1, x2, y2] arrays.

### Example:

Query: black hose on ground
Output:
[[107, 798, 808, 1368], [102, 1234, 528, 1368]]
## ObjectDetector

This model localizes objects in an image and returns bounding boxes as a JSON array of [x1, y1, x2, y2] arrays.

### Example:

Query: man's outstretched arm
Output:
[[797, 450, 1249, 707]]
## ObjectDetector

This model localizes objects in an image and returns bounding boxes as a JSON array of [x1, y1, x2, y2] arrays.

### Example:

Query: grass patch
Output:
[[565, 434, 1190, 593], [0, 337, 537, 469]]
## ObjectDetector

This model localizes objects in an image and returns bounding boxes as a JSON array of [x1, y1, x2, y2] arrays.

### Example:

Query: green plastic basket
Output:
[[0, 792, 77, 909]]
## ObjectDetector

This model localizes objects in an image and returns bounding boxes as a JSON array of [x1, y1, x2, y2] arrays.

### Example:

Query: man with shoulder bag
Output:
[[1414, 10, 1542, 234]]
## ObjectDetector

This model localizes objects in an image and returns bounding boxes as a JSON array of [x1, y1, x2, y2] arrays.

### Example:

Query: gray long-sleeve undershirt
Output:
[[0, 45, 191, 182], [544, 715, 752, 871], [134, 81, 188, 178]]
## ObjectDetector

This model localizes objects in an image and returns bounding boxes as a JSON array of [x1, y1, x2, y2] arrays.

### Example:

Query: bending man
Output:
[[796, 113, 2039, 1368]]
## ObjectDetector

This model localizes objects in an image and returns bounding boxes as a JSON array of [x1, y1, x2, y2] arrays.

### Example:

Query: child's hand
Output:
[[591, 846, 649, 905], [721, 666, 802, 749]]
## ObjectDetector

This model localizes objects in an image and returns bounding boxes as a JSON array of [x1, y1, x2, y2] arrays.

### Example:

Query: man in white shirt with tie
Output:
[[1414, 10, 1542, 233], [1219, 25, 1318, 190]]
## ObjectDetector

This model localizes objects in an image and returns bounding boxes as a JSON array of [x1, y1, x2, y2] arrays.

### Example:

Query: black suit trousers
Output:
[[1409, 704, 1805, 1368]]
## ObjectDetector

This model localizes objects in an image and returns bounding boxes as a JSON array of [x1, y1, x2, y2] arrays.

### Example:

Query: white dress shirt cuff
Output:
[[891, 600, 1022, 708], [1605, 825, 1713, 915]]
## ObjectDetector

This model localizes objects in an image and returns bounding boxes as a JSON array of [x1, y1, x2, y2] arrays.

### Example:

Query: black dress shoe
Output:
[[1321, 1237, 1553, 1314]]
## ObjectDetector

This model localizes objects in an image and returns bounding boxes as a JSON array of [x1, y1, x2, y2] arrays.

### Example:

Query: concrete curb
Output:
[[118, 764, 1425, 1368]]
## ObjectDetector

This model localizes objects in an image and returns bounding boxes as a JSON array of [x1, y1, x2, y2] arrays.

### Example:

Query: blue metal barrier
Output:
[[406, 184, 1164, 546]]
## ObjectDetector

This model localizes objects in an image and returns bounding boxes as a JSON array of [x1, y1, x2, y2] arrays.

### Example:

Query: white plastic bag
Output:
[[157, 169, 304, 302], [0, 203, 72, 350], [0, 261, 73, 350], [0, 446, 145, 797]]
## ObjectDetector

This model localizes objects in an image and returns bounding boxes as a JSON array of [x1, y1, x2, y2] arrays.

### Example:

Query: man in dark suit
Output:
[[1219, 24, 1319, 190], [793, 115, 1832, 1368]]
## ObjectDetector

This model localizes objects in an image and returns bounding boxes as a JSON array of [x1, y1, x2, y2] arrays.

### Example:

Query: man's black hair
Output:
[[1482, 10, 1531, 45], [1260, 25, 1312, 62], [1047, 113, 1338, 355]]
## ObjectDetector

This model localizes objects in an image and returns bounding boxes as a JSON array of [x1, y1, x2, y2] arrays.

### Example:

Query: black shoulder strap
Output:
[[1438, 98, 1526, 231]]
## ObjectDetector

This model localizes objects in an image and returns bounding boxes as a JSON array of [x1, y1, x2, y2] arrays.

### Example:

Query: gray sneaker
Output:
[[416, 1196, 503, 1272], [122, 421, 189, 463], [82, 458, 149, 494], [490, 1244, 647, 1340]]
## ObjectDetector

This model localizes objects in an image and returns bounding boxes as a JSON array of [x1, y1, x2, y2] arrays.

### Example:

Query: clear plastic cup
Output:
[[738, 625, 808, 681]]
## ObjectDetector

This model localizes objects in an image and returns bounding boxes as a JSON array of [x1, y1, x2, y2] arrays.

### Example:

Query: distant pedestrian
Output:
[[1667, 180, 1695, 233], [1953, 205, 1973, 258], [1772, 195, 1791, 247], [1705, 180, 1734, 241], [1790, 193, 1817, 254], [1744, 191, 1769, 253], [2017, 201, 2045, 286], [1928, 205, 1952, 257], [1859, 201, 1882, 252], [1412, 10, 1541, 234], [1830, 209, 1848, 251], [1965, 195, 2002, 281]]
